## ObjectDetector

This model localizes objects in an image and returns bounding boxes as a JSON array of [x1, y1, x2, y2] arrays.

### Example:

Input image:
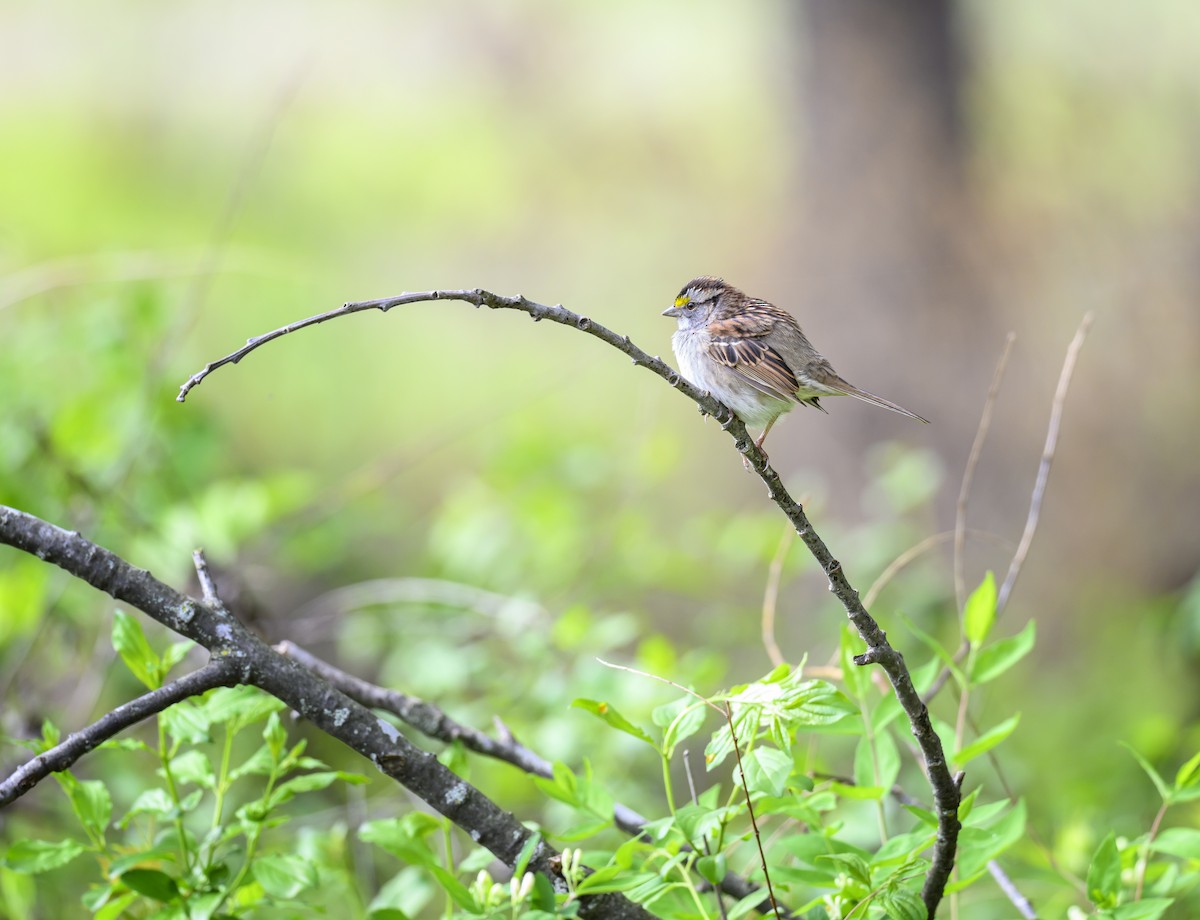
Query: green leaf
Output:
[[120, 868, 179, 902], [575, 869, 659, 895], [530, 872, 557, 911], [359, 816, 441, 865], [898, 613, 966, 686], [170, 750, 215, 789], [877, 885, 926, 920], [3, 839, 86, 874], [571, 699, 654, 745], [950, 800, 1027, 886], [120, 789, 176, 827], [112, 610, 160, 689], [674, 802, 735, 846], [1111, 898, 1174, 920], [696, 854, 727, 886], [970, 620, 1036, 684], [874, 731, 901, 791], [1087, 832, 1121, 910], [839, 625, 868, 697], [1174, 749, 1200, 790], [1150, 827, 1200, 860], [552, 818, 610, 841], [854, 731, 900, 793], [726, 887, 771, 920], [815, 852, 871, 886], [739, 747, 792, 797], [108, 847, 177, 877], [39, 719, 61, 750], [873, 833, 934, 868], [264, 712, 287, 761], [783, 680, 858, 726], [1123, 744, 1172, 802], [160, 701, 211, 746], [93, 893, 138, 920], [203, 686, 285, 734], [960, 796, 1011, 828], [229, 746, 274, 781], [660, 701, 707, 757], [953, 714, 1020, 767], [61, 777, 111, 840], [532, 762, 579, 807], [160, 641, 194, 676], [253, 854, 317, 899], [268, 771, 367, 808], [427, 864, 478, 911], [513, 833, 541, 878], [182, 891, 223, 919], [964, 571, 997, 646]]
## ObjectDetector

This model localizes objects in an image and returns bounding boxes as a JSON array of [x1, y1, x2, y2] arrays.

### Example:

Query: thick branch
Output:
[[180, 288, 962, 916], [0, 658, 240, 808], [0, 507, 650, 920]]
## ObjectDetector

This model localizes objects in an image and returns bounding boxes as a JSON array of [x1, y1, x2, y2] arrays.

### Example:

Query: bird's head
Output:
[[662, 276, 734, 329]]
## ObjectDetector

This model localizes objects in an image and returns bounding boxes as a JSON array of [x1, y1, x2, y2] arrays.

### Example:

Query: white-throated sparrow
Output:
[[663, 277, 928, 459]]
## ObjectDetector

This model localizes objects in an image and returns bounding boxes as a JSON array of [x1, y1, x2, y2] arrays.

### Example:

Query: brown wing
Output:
[[705, 301, 812, 405], [706, 335, 801, 404]]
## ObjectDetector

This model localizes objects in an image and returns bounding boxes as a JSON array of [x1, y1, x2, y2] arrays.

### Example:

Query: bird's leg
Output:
[[743, 419, 777, 471]]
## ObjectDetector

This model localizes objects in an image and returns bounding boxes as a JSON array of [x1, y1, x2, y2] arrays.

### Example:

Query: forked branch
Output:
[[0, 507, 651, 920]]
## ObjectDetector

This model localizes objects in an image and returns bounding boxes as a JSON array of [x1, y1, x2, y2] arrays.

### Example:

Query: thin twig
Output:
[[923, 312, 1094, 708], [997, 313, 1094, 613], [955, 334, 1016, 613], [192, 549, 225, 612], [761, 525, 795, 668], [1134, 800, 1170, 900], [863, 529, 1013, 612], [987, 861, 1038, 918], [0, 658, 240, 807], [724, 701, 780, 920], [181, 287, 962, 917]]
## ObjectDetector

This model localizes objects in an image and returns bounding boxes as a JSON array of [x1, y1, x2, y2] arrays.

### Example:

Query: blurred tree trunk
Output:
[[785, 0, 993, 434]]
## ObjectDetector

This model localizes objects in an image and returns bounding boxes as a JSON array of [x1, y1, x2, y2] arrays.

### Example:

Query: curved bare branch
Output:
[[179, 287, 962, 916]]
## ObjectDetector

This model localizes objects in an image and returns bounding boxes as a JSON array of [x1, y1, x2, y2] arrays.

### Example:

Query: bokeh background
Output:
[[2, 1, 1199, 917]]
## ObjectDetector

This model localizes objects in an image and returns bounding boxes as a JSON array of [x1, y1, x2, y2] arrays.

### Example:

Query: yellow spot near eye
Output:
[[674, 295, 691, 308]]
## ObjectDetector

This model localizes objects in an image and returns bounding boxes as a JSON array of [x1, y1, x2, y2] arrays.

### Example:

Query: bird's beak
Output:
[[662, 306, 681, 317]]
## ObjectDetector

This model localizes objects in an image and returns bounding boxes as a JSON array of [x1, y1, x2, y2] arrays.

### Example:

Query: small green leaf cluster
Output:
[[1076, 748, 1200, 920], [2, 615, 367, 918]]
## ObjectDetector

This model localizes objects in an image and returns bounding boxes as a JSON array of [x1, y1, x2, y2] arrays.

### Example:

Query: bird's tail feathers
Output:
[[835, 381, 929, 424]]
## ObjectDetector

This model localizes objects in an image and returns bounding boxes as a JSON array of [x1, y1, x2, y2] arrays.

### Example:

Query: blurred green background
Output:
[[2, 0, 1199, 916]]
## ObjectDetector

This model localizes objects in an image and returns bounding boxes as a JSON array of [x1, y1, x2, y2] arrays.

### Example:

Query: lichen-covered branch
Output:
[[0, 506, 650, 920], [0, 658, 239, 808]]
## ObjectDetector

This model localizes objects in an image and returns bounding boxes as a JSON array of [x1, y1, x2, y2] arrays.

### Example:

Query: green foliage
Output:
[[1, 618, 368, 918]]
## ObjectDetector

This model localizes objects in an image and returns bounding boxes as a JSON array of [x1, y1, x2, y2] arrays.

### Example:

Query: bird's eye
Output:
[[684, 302, 695, 310]]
